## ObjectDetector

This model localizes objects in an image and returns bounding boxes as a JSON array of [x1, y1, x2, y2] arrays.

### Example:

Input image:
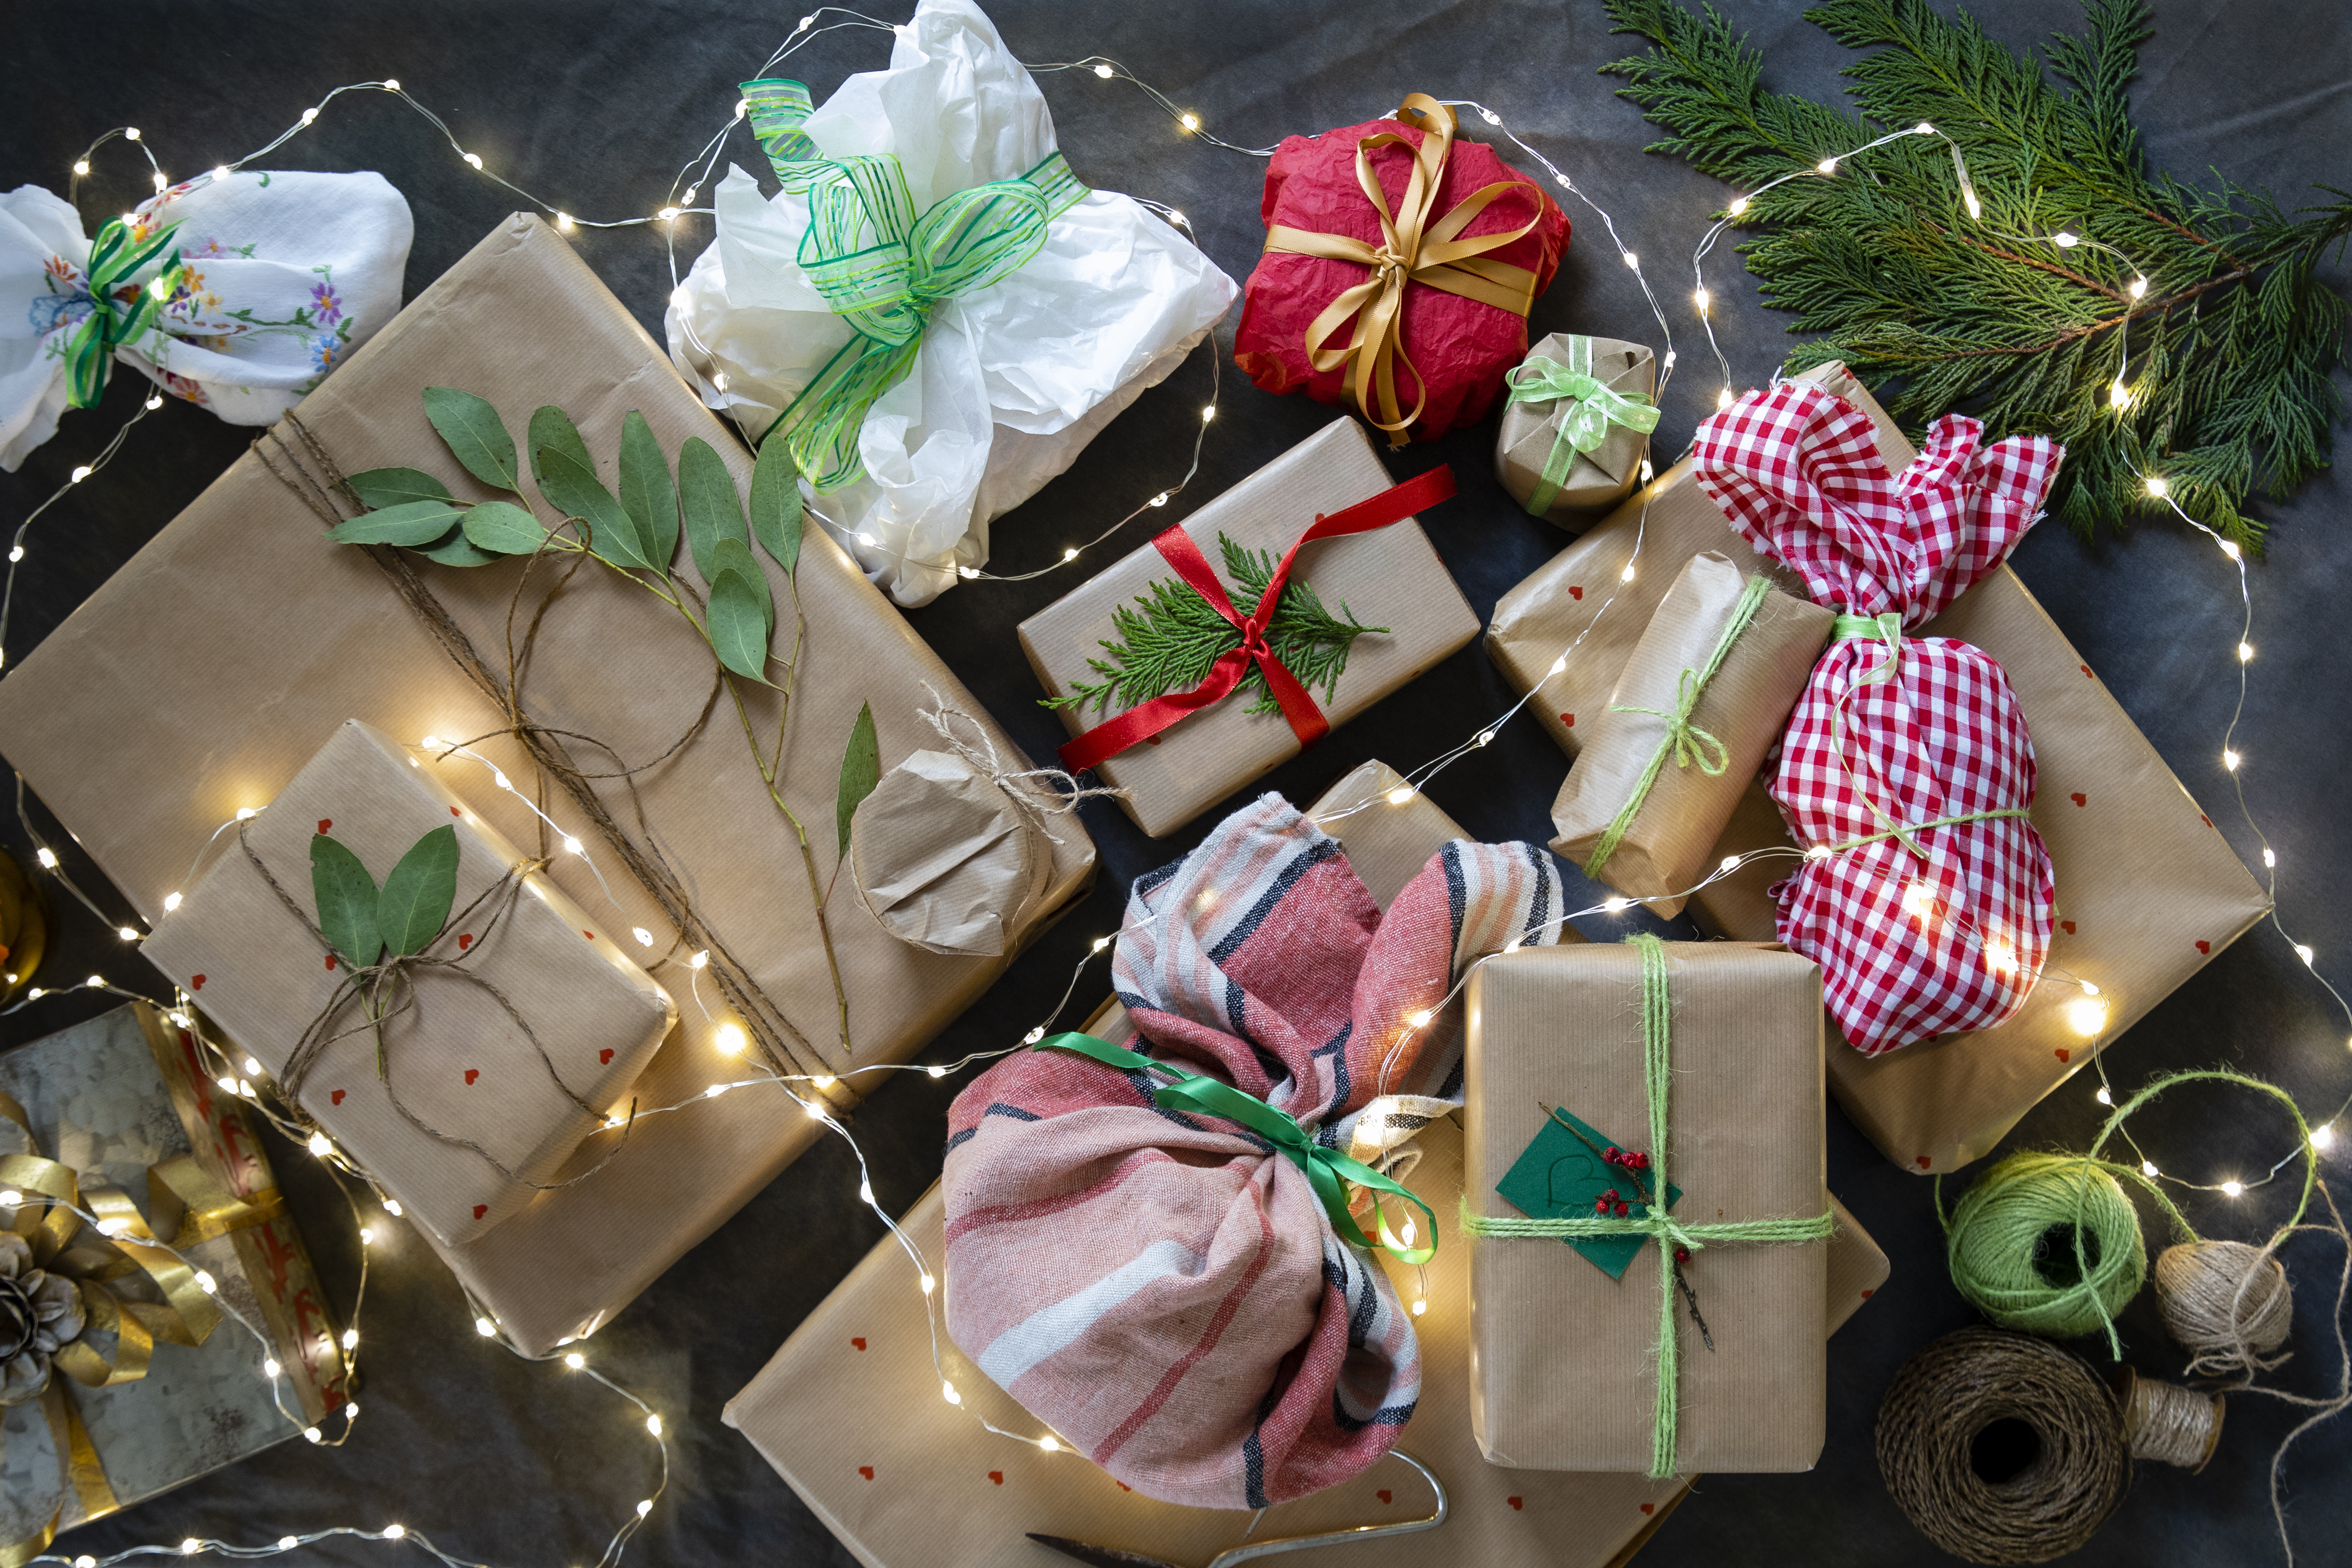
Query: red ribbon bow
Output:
[[1058, 464, 1456, 774]]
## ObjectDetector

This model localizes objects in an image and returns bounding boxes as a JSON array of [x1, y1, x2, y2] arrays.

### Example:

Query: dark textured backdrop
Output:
[[5, 2, 2350, 1564]]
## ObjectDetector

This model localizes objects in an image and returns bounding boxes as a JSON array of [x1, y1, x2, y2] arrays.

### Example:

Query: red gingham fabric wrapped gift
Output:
[[1693, 381, 2064, 1056], [941, 793, 1562, 1508]]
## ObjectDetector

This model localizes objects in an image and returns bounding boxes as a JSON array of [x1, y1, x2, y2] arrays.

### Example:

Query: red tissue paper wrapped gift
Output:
[[1234, 94, 1569, 445]]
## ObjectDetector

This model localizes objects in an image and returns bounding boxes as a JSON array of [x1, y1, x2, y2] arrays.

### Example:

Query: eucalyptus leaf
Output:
[[416, 525, 502, 568], [461, 499, 552, 556], [708, 569, 773, 680], [376, 825, 459, 958], [536, 445, 649, 569], [749, 437, 804, 576], [711, 536, 773, 634], [527, 405, 593, 491], [678, 436, 748, 584], [618, 411, 680, 571], [835, 703, 880, 860], [421, 387, 520, 493], [309, 834, 382, 971], [328, 500, 468, 547], [345, 466, 454, 510]]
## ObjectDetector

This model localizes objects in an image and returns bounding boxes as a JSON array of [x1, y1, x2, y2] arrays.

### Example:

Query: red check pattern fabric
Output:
[[1694, 382, 2063, 1055], [941, 793, 1561, 1508]]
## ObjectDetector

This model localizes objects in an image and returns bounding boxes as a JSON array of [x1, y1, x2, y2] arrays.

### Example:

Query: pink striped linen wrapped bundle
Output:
[[942, 792, 1563, 1508], [1693, 380, 2064, 1055]]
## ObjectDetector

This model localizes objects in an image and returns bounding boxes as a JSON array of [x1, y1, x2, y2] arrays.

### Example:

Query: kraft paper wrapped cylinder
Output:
[[849, 748, 1055, 959], [721, 761, 1890, 1568], [0, 213, 1094, 1355], [1486, 362, 2270, 1175], [1020, 418, 1479, 837], [1549, 553, 1831, 915], [1495, 333, 1659, 526], [1465, 941, 1828, 1474], [143, 720, 677, 1247]]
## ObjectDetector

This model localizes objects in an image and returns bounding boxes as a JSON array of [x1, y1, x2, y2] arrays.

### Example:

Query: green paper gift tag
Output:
[[1495, 1107, 1681, 1280]]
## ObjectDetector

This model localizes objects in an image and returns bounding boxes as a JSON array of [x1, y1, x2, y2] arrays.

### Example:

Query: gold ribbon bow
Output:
[[1263, 93, 1548, 446]]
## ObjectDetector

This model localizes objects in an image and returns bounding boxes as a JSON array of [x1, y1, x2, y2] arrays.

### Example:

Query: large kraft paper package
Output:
[[1465, 942, 1827, 1473], [1020, 419, 1480, 837], [0, 214, 1094, 1354], [1487, 362, 2269, 1176], [723, 761, 1889, 1568]]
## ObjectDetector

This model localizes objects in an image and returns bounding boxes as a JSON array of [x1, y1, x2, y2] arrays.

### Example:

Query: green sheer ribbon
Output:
[[63, 217, 183, 410], [739, 76, 1089, 494], [1459, 935, 1833, 1479], [1581, 573, 1770, 882], [1037, 1031, 1438, 1267], [1503, 336, 1661, 517]]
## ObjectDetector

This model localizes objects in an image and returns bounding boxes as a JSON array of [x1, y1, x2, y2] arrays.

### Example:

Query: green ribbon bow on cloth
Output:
[[62, 217, 182, 410], [738, 77, 1089, 494], [1460, 935, 1832, 1479], [1503, 335, 1661, 517], [1039, 1031, 1438, 1267]]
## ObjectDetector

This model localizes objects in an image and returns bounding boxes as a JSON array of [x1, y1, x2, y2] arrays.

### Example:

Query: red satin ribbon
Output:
[[1058, 464, 1457, 774]]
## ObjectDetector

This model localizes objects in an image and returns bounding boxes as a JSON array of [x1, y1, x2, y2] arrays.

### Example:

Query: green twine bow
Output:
[[1832, 610, 1905, 685], [740, 77, 1088, 494], [1581, 573, 1769, 882], [1038, 1031, 1438, 1267], [1460, 935, 1833, 1479], [63, 217, 183, 410], [1504, 336, 1660, 518]]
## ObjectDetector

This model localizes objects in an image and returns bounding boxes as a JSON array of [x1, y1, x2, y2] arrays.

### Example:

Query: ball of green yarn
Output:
[[1946, 1152, 2147, 1340]]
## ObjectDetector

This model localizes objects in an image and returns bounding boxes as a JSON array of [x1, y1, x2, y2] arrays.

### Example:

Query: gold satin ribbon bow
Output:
[[0, 1090, 278, 1567], [1263, 93, 1548, 446]]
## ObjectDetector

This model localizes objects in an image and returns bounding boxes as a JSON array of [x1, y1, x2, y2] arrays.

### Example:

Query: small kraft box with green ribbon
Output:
[[1463, 937, 1830, 1474], [1493, 332, 1660, 527]]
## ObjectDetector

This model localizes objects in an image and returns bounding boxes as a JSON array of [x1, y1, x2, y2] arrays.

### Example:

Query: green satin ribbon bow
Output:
[[63, 217, 182, 410], [740, 77, 1088, 494], [1039, 1031, 1438, 1267], [1505, 336, 1661, 517]]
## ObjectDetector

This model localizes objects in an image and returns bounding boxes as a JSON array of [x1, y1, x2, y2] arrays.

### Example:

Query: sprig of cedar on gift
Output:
[[1602, 0, 2352, 544], [1043, 534, 1387, 720]]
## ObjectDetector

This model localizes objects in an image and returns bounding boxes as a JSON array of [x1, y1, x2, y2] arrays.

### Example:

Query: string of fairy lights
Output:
[[0, 9, 2347, 1555]]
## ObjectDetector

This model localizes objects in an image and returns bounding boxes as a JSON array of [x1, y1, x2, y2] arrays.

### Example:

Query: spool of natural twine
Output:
[[2109, 1365, 2225, 1472], [2154, 1239, 2293, 1376], [1876, 1327, 2130, 1566], [1945, 1152, 2148, 1341]]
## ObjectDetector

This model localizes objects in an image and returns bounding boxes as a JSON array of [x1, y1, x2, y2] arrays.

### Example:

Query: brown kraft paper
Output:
[[723, 762, 1887, 1568], [1020, 418, 1480, 838], [1550, 553, 1831, 915], [1495, 332, 1657, 527], [0, 214, 1094, 1355], [1465, 941, 1827, 1474], [849, 750, 1053, 959], [1486, 361, 2270, 1177]]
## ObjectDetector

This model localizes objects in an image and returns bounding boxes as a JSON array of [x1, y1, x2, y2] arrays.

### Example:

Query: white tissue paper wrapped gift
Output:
[[0, 170, 412, 470], [664, 0, 1237, 606]]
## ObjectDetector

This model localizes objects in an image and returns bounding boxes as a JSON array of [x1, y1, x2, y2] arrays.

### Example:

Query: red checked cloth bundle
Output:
[[1693, 382, 2063, 1055], [941, 793, 1563, 1507]]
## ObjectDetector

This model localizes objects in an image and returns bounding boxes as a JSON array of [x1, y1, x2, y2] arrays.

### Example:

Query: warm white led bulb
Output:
[[565, 1351, 586, 1368], [1900, 881, 1936, 919], [1093, 62, 1114, 77], [2262, 848, 2277, 868], [264, 1357, 282, 1378], [943, 1380, 962, 1405], [1620, 250, 1638, 270], [1062, 547, 1078, 561], [859, 1179, 874, 1203], [706, 1083, 728, 1099], [1040, 1434, 1062, 1452], [1717, 386, 1734, 410], [1201, 403, 1217, 422], [2222, 1180, 2245, 1198], [2094, 1086, 2112, 1106], [2312, 1123, 2335, 1150], [2142, 1159, 2159, 1178], [2110, 381, 2129, 409], [301, 107, 319, 125], [1815, 156, 1838, 175], [1720, 855, 1742, 873], [1408, 1010, 1433, 1029], [343, 1328, 359, 1349], [714, 1022, 746, 1056], [1179, 112, 1200, 133], [307, 1132, 333, 1157], [2224, 749, 2242, 772], [2220, 539, 2242, 561], [646, 1413, 663, 1436], [1411, 1297, 1428, 1316], [919, 1273, 936, 1294], [636, 1500, 654, 1518], [181, 1539, 201, 1555], [1603, 897, 1632, 914], [35, 846, 56, 868], [2052, 231, 2079, 248], [2296, 944, 2316, 965], [1693, 287, 1710, 311], [236, 807, 258, 820], [1150, 492, 1169, 506], [125, 128, 142, 141], [1728, 196, 1749, 216], [2238, 642, 2255, 663], [382, 79, 399, 92], [1964, 191, 1983, 220], [927, 1064, 947, 1079], [119, 925, 140, 941], [360, 1226, 374, 1245], [475, 1316, 497, 1337], [69, 465, 91, 483], [2065, 997, 2109, 1037], [958, 565, 981, 578], [2129, 276, 2148, 299], [856, 532, 877, 547], [303, 1426, 322, 1443], [1914, 121, 1935, 135], [382, 1199, 402, 1217], [1620, 562, 1637, 583], [1385, 785, 1416, 806], [73, 160, 90, 176], [382, 1524, 405, 1540], [277, 1540, 297, 1553], [2144, 475, 2169, 498], [556, 211, 575, 232], [813, 1074, 836, 1090]]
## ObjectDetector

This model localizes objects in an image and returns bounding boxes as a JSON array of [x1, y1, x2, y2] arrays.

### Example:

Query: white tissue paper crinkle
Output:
[[0, 170, 413, 470], [664, 0, 1237, 606]]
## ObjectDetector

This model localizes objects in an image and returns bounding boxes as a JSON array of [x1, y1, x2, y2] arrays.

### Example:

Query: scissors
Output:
[[1026, 1450, 1447, 1568]]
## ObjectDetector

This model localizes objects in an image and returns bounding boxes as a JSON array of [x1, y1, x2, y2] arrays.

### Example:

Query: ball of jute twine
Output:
[[2154, 1238, 2294, 1376], [1943, 1152, 2149, 1342], [1876, 1327, 2129, 1566]]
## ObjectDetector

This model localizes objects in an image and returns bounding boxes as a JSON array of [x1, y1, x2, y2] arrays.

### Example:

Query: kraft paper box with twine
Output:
[[722, 760, 1889, 1568], [143, 720, 678, 1249], [0, 1003, 347, 1560], [1495, 332, 1660, 527], [1485, 361, 2270, 1177], [1019, 418, 1480, 838], [0, 213, 1095, 1356]]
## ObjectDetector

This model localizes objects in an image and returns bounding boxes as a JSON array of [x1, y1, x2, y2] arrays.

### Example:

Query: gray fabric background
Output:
[[4, 2, 2349, 1563]]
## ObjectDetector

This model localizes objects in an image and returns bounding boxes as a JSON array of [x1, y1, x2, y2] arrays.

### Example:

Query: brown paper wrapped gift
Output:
[[1466, 941, 1827, 1473], [723, 761, 1889, 1568], [0, 214, 1094, 1354], [143, 720, 677, 1247], [1020, 418, 1479, 837], [1549, 553, 1830, 915], [1486, 362, 2269, 1176], [1495, 332, 1658, 526], [850, 749, 1055, 959]]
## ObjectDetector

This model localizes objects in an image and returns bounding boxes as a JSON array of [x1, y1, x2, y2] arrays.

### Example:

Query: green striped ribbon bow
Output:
[[1038, 1031, 1438, 1267], [63, 217, 183, 410], [1504, 336, 1661, 517], [740, 78, 1088, 494]]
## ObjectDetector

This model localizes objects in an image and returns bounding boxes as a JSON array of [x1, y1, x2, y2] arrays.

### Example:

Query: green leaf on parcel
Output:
[[461, 499, 551, 556], [421, 387, 520, 493], [749, 436, 803, 576], [309, 833, 382, 971], [711, 536, 772, 633], [678, 436, 748, 584], [707, 568, 773, 681], [328, 500, 468, 547], [345, 466, 454, 510], [537, 444, 649, 570], [618, 411, 680, 571], [376, 825, 459, 958], [1494, 1107, 1681, 1282], [526, 404, 594, 490], [835, 702, 880, 860], [416, 525, 502, 568]]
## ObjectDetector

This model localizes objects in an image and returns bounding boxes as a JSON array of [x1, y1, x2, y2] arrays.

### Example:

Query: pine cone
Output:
[[0, 1230, 85, 1405]]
